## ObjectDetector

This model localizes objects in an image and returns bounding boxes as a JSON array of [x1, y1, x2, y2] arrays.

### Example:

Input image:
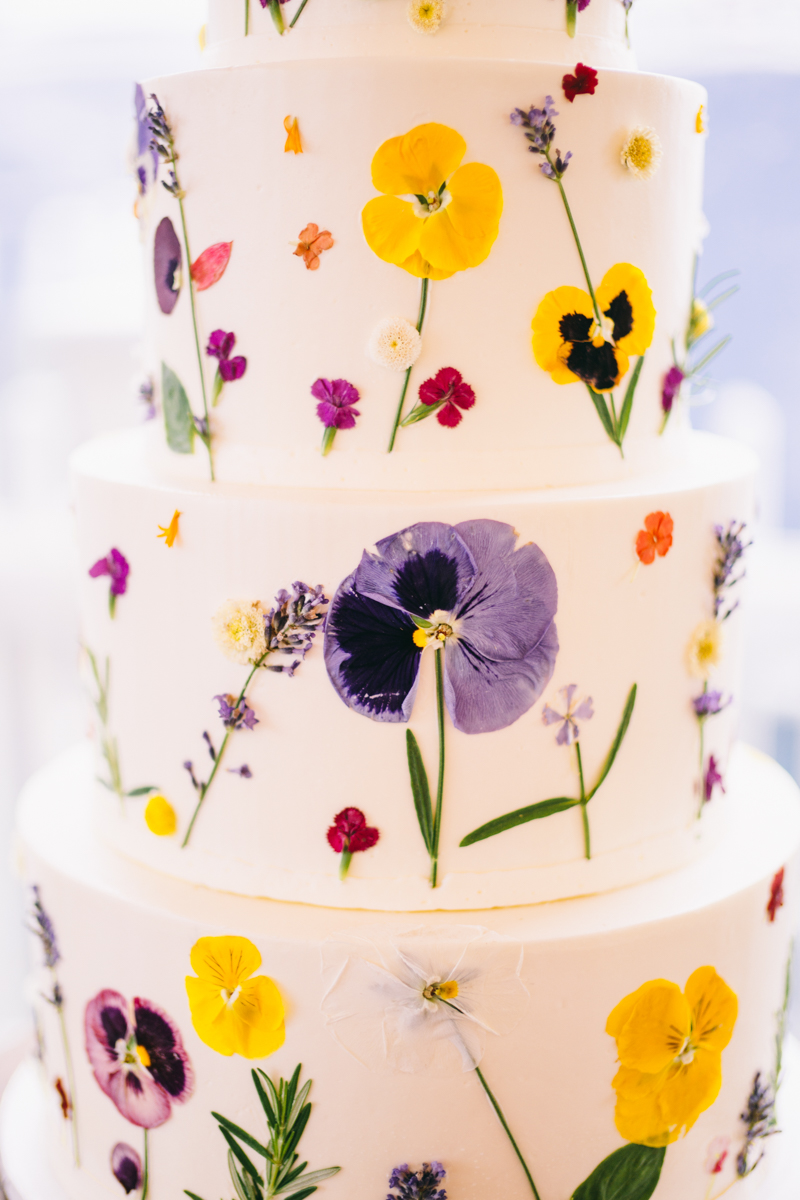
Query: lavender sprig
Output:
[[388, 1163, 447, 1200], [737, 1073, 778, 1177], [714, 520, 751, 621]]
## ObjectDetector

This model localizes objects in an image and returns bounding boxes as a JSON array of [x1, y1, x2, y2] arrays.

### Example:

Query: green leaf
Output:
[[281, 1189, 317, 1200], [587, 683, 637, 800], [586, 385, 616, 442], [162, 362, 195, 454], [460, 798, 579, 846], [705, 285, 739, 313], [229, 1152, 262, 1200], [280, 1168, 341, 1192], [406, 730, 434, 853], [571, 1143, 666, 1200], [697, 268, 739, 299], [126, 785, 159, 797], [285, 1062, 302, 1117], [252, 1069, 278, 1127], [566, 0, 578, 36], [689, 335, 731, 376], [184, 1192, 207, 1200], [212, 1112, 267, 1157], [400, 402, 438, 427], [287, 1079, 312, 1129], [218, 1126, 261, 1182], [617, 356, 644, 444], [212, 368, 225, 406]]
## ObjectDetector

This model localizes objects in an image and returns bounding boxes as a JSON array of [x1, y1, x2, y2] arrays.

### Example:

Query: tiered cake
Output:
[[13, 3, 800, 1199]]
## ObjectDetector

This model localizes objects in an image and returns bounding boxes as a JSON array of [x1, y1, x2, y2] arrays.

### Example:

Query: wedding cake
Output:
[[10, 2, 800, 1198]]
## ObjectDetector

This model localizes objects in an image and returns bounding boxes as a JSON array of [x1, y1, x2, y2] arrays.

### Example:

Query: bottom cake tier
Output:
[[16, 742, 800, 1200]]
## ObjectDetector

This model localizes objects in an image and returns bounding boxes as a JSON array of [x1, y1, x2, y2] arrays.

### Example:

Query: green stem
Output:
[[174, 164, 214, 481], [575, 741, 590, 860], [321, 425, 337, 456], [142, 1129, 149, 1200], [245, 0, 250, 34], [474, 1067, 541, 1200], [339, 849, 352, 881], [555, 178, 600, 324], [430, 648, 446, 888], [566, 0, 577, 36], [387, 276, 429, 452], [181, 660, 261, 847], [55, 995, 80, 1166], [268, 0, 285, 33], [289, 0, 310, 27]]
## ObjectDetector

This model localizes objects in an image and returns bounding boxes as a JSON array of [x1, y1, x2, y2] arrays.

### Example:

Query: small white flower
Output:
[[320, 925, 528, 1077], [367, 317, 423, 373], [407, 0, 444, 35], [212, 599, 267, 665], [620, 126, 663, 180], [686, 619, 723, 680]]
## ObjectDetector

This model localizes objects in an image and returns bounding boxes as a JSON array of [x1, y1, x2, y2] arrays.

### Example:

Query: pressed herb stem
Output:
[[387, 276, 429, 452], [142, 1129, 149, 1200], [289, 0, 310, 27], [430, 648, 446, 887], [555, 177, 601, 324], [475, 1066, 541, 1200], [268, 0, 285, 33], [245, 0, 249, 34]]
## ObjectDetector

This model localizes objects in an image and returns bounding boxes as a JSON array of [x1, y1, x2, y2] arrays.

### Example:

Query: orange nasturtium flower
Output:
[[606, 966, 738, 1147], [186, 935, 285, 1059], [284, 115, 303, 154], [294, 223, 334, 271], [362, 122, 503, 281], [636, 511, 674, 565]]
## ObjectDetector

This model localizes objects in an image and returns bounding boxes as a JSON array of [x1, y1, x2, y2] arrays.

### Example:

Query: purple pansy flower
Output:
[[692, 689, 730, 719], [324, 520, 558, 735], [542, 684, 594, 746], [154, 217, 182, 315], [89, 548, 130, 618], [661, 365, 684, 416], [84, 990, 193, 1128], [704, 754, 725, 803], [313, 377, 361, 457], [111, 1143, 142, 1194], [214, 693, 259, 730]]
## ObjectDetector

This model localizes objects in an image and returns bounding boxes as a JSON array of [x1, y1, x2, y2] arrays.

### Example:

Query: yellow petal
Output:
[[144, 794, 177, 837], [395, 249, 454, 280], [532, 286, 594, 383], [371, 123, 466, 197], [362, 195, 422, 268], [228, 976, 286, 1059], [659, 1047, 722, 1135], [615, 983, 691, 1074], [185, 975, 237, 1055], [614, 1082, 679, 1148], [596, 263, 656, 357], [606, 978, 676, 1037], [685, 966, 738, 1053], [189, 935, 262, 993], [445, 162, 504, 243]]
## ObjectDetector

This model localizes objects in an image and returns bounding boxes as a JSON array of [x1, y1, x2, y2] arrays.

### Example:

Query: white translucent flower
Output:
[[620, 126, 663, 180], [320, 925, 528, 1077], [407, 0, 444, 35], [686, 619, 723, 680], [367, 317, 423, 373], [212, 599, 267, 665]]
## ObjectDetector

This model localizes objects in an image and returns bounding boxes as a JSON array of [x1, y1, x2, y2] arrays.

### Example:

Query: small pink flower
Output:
[[327, 807, 379, 880], [704, 754, 725, 803], [89, 548, 130, 618], [704, 1135, 731, 1175], [768, 867, 785, 922], [418, 367, 476, 428]]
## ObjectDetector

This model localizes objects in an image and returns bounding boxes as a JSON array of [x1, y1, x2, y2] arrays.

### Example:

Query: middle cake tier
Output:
[[74, 428, 753, 909]]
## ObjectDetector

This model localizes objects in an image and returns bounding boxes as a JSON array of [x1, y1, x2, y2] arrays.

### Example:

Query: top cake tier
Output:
[[204, 0, 637, 69]]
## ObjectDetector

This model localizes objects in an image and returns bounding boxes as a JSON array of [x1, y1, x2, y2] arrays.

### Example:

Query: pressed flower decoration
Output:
[[89, 548, 129, 618], [144, 793, 178, 836], [138, 377, 156, 421], [157, 509, 181, 547], [247, 0, 313, 36], [191, 241, 232, 291], [513, 99, 655, 452], [321, 925, 540, 1196], [461, 681, 636, 860], [621, 0, 634, 42], [635, 511, 673, 565], [389, 1163, 447, 1200], [734, 954, 791, 1182], [185, 935, 285, 1058], [368, 316, 422, 373], [184, 1064, 339, 1200], [407, 0, 443, 34], [31, 887, 79, 1165], [182, 584, 328, 846], [566, 0, 591, 38], [132, 85, 159, 221], [562, 63, 598, 103], [767, 868, 785, 922], [327, 807, 380, 879], [206, 329, 247, 404], [704, 1136, 730, 1179], [85, 990, 193, 1199], [703, 754, 725, 803], [112, 1144, 142, 1194], [361, 123, 502, 450], [620, 126, 663, 180], [283, 115, 302, 153], [696, 105, 707, 135], [313, 377, 361, 455], [294, 222, 334, 271], [660, 262, 739, 432], [401, 367, 476, 429], [84, 647, 158, 805], [324, 520, 558, 886]]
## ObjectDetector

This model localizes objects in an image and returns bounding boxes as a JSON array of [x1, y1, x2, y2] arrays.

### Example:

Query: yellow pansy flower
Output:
[[606, 966, 738, 1147], [532, 263, 655, 391], [362, 122, 503, 281], [186, 936, 285, 1059]]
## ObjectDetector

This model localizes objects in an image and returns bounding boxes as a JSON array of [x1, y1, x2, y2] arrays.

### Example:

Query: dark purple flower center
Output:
[[134, 1003, 189, 1098]]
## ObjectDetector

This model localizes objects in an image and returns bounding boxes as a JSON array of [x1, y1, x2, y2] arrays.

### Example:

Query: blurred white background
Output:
[[1, 0, 799, 1057]]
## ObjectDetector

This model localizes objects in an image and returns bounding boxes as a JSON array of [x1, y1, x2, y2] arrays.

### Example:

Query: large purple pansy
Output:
[[154, 217, 182, 315], [324, 520, 558, 735], [85, 989, 193, 1129]]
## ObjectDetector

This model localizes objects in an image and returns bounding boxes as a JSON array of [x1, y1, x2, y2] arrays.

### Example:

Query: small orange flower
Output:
[[294, 223, 333, 271], [157, 510, 181, 547], [284, 115, 303, 154], [636, 511, 673, 564]]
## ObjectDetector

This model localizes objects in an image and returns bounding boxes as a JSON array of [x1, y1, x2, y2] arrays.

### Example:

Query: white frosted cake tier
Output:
[[140, 56, 704, 490], [203, 0, 637, 68], [74, 429, 753, 909], [19, 742, 800, 1200]]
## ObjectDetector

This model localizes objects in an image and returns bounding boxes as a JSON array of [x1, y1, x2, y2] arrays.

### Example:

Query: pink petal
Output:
[[436, 402, 463, 428], [190, 242, 233, 291]]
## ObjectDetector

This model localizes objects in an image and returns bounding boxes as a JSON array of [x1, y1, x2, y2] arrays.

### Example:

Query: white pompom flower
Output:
[[367, 317, 423, 373], [212, 599, 267, 665], [620, 126, 663, 180], [407, 0, 444, 35]]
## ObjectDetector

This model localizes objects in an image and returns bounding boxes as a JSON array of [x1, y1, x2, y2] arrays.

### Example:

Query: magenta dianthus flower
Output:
[[89, 548, 130, 618], [312, 377, 361, 456]]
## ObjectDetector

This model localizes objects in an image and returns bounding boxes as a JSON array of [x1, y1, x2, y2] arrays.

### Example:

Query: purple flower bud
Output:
[[661, 365, 685, 415], [692, 689, 730, 719]]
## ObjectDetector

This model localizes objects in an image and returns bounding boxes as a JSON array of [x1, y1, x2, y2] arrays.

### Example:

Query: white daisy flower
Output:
[[367, 317, 423, 372], [620, 126, 663, 180], [212, 599, 267, 665]]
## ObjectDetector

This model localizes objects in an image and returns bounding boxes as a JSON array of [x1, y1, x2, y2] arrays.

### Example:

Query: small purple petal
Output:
[[154, 217, 182, 315], [111, 1143, 142, 1194], [219, 355, 247, 382], [542, 704, 562, 726], [206, 329, 235, 360], [573, 698, 594, 721], [555, 720, 573, 747]]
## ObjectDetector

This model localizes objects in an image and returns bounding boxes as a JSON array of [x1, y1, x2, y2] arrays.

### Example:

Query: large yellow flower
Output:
[[186, 936, 285, 1059], [532, 263, 655, 390], [606, 966, 738, 1147], [362, 123, 503, 281]]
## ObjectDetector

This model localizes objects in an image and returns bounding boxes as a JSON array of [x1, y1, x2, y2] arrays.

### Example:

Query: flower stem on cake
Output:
[[184, 1064, 340, 1200], [181, 585, 328, 847], [361, 123, 502, 451], [734, 950, 791, 1182], [312, 377, 361, 455], [84, 646, 159, 807], [461, 683, 636, 859], [400, 367, 476, 428], [324, 521, 558, 887], [31, 887, 80, 1166], [327, 807, 380, 879], [621, 0, 634, 43], [565, 0, 591, 37]]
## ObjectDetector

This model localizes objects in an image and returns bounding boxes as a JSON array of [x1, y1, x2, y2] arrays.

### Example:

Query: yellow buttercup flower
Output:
[[144, 794, 177, 837], [606, 967, 738, 1147], [686, 619, 722, 679], [186, 936, 285, 1059], [362, 122, 503, 281], [532, 263, 655, 391]]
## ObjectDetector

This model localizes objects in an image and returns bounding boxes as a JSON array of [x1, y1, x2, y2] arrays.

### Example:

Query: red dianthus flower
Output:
[[562, 63, 599, 103]]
